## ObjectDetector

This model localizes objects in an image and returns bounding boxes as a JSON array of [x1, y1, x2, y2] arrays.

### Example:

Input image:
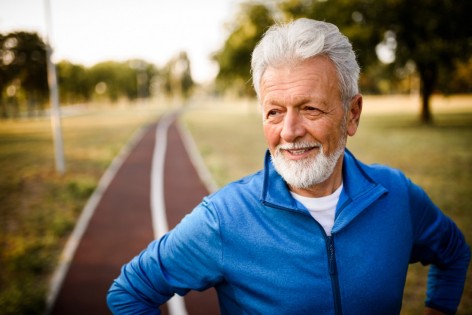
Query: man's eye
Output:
[[267, 109, 279, 117], [304, 106, 318, 112], [303, 106, 324, 115]]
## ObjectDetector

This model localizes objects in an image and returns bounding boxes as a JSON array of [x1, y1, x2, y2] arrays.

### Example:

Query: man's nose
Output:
[[280, 111, 305, 142]]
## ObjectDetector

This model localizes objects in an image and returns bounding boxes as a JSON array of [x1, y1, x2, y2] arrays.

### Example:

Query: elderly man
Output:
[[107, 18, 470, 315]]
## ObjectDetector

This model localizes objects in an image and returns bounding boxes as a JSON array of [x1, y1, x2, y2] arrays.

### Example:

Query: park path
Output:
[[48, 112, 219, 314]]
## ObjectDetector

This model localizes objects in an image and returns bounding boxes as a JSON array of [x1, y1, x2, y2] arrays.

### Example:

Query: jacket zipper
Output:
[[262, 201, 343, 313], [326, 235, 342, 315]]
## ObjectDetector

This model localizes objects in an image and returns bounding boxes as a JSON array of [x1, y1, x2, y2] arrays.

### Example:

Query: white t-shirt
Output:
[[290, 184, 343, 236]]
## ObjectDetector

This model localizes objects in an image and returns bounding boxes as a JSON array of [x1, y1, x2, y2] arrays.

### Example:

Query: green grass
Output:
[[0, 102, 161, 314], [181, 98, 472, 314]]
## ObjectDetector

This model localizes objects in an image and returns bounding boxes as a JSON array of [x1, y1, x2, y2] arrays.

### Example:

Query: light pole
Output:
[[44, 0, 65, 174]]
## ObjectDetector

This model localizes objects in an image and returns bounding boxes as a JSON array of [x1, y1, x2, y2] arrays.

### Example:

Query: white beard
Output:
[[271, 139, 346, 190]]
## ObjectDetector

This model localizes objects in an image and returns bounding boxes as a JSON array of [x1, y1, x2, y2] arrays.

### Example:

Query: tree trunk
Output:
[[418, 62, 437, 124], [421, 91, 432, 124]]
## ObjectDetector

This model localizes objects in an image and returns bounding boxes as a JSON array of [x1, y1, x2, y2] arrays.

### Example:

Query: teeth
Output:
[[278, 143, 320, 156], [289, 149, 307, 155]]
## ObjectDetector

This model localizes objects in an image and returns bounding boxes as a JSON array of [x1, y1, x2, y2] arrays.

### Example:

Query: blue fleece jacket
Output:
[[107, 150, 470, 315]]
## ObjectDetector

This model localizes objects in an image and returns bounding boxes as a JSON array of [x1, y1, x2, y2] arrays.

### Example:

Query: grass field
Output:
[[182, 95, 472, 314], [0, 102, 162, 314]]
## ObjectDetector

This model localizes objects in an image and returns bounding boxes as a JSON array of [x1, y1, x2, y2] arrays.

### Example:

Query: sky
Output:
[[0, 0, 245, 83]]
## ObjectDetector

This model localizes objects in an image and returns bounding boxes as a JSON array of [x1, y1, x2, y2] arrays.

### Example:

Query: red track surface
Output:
[[50, 117, 219, 314]]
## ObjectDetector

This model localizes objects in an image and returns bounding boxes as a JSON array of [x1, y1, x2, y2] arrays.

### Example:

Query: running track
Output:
[[47, 112, 220, 314]]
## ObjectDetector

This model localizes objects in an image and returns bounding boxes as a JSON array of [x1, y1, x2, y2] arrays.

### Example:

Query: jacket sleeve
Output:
[[408, 180, 471, 314], [107, 199, 223, 314]]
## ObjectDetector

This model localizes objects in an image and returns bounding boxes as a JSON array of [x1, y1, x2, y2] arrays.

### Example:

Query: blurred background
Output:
[[0, 0, 471, 314]]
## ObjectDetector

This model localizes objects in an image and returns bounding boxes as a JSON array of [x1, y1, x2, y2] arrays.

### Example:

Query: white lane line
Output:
[[151, 112, 188, 315], [176, 120, 218, 194], [44, 125, 149, 315]]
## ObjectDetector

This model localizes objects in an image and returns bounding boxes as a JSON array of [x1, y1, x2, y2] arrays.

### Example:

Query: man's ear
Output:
[[347, 94, 362, 137]]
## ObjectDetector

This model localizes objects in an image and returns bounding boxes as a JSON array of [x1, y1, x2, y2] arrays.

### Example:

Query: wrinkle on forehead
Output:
[[260, 56, 341, 107]]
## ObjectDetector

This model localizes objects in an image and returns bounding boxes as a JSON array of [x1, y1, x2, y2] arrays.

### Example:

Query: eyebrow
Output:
[[263, 95, 328, 108]]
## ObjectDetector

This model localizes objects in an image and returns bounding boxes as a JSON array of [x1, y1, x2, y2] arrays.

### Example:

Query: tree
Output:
[[57, 61, 91, 103], [162, 52, 194, 99], [128, 59, 157, 99], [438, 57, 472, 94], [279, 0, 472, 123], [87, 60, 156, 102], [213, 3, 274, 96], [0, 32, 48, 117]]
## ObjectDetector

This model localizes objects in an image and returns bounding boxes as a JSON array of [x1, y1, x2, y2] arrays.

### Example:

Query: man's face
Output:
[[260, 56, 359, 195]]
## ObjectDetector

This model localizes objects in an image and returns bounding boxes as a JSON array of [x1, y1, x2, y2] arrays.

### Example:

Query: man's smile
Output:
[[278, 143, 321, 160]]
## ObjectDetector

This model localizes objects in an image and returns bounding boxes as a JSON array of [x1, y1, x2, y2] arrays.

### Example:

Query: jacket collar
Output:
[[332, 149, 388, 233], [260, 149, 388, 231], [260, 150, 305, 213]]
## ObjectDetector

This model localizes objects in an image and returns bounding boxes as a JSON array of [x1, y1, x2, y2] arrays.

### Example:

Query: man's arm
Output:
[[107, 239, 190, 314], [107, 201, 224, 314], [409, 181, 471, 315]]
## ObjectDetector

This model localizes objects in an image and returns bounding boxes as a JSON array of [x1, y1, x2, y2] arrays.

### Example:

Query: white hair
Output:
[[251, 18, 360, 109]]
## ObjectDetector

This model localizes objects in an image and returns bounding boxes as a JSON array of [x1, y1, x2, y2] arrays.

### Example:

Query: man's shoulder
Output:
[[196, 169, 266, 224], [363, 161, 406, 178], [345, 150, 409, 185], [206, 169, 265, 202]]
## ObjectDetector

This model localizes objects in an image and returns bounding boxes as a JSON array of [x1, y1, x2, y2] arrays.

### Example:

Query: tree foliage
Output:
[[161, 52, 194, 99], [86, 60, 154, 102], [57, 61, 91, 103], [214, 0, 472, 122], [0, 31, 196, 119], [0, 32, 48, 117], [0, 32, 48, 95], [57, 59, 158, 104], [213, 3, 274, 96]]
